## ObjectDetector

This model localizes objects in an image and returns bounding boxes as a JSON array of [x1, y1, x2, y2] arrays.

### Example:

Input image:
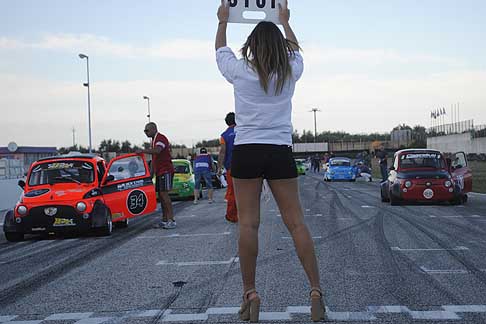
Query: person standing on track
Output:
[[193, 147, 215, 204], [218, 112, 237, 223], [139, 122, 176, 229], [215, 0, 326, 322]]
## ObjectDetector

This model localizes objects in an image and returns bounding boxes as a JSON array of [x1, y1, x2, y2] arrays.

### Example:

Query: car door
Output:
[[101, 154, 157, 222], [451, 152, 472, 193]]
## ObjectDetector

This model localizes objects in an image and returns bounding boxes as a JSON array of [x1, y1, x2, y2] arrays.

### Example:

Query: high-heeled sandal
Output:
[[238, 288, 261, 322], [310, 287, 326, 322]]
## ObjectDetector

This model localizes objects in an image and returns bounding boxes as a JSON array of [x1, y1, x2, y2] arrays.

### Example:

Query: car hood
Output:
[[174, 174, 193, 183], [397, 170, 450, 180], [21, 184, 93, 204]]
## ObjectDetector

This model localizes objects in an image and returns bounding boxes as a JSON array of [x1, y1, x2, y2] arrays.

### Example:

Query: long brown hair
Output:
[[241, 21, 299, 95]]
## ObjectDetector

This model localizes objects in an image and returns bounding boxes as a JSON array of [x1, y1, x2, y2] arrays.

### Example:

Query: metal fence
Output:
[[428, 119, 475, 136], [0, 159, 24, 180]]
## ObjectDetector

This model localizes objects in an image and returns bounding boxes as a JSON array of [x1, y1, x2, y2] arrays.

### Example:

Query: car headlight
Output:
[[76, 202, 87, 212], [17, 205, 28, 215], [444, 180, 452, 188], [404, 181, 412, 188]]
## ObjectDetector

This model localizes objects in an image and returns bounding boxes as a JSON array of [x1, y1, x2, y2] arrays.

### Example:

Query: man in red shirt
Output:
[[139, 122, 176, 229]]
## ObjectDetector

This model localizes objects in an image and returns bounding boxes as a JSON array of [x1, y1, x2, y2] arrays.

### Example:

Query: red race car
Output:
[[380, 149, 472, 205], [3, 153, 157, 242]]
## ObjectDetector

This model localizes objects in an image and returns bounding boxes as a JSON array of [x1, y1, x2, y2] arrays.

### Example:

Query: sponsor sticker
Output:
[[48, 162, 74, 170], [117, 179, 144, 191], [53, 218, 75, 226]]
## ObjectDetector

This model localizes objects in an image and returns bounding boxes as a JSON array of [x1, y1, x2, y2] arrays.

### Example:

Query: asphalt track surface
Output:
[[1, 174, 486, 324]]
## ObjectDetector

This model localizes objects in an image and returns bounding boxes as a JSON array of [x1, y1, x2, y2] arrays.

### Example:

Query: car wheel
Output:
[[97, 211, 113, 236], [5, 232, 24, 242]]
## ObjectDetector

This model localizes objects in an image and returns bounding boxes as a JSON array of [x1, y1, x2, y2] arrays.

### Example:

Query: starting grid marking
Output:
[[2, 304, 486, 323], [156, 257, 239, 266]]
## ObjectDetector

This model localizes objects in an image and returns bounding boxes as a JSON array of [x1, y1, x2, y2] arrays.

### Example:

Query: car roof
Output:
[[395, 149, 442, 156], [173, 159, 190, 163], [37, 153, 102, 162]]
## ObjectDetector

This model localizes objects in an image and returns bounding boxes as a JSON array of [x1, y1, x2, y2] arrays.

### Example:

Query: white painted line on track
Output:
[[442, 305, 486, 313], [3, 321, 42, 324], [327, 312, 377, 321], [259, 312, 291, 321], [157, 257, 239, 266], [46, 313, 94, 320], [74, 318, 112, 324], [392, 246, 469, 251], [429, 215, 481, 218], [420, 266, 486, 274], [0, 316, 18, 323], [361, 205, 375, 208], [205, 307, 239, 315], [135, 310, 166, 317], [367, 305, 411, 313], [138, 232, 231, 239], [282, 236, 322, 240], [408, 310, 460, 320], [162, 313, 207, 322]]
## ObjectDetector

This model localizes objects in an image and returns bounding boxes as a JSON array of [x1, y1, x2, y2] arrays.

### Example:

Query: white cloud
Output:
[[0, 34, 465, 69]]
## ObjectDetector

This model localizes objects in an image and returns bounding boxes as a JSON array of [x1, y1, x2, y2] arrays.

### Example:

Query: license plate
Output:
[[53, 218, 75, 227]]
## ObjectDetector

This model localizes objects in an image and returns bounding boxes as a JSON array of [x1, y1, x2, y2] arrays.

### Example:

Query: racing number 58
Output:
[[229, 0, 277, 9]]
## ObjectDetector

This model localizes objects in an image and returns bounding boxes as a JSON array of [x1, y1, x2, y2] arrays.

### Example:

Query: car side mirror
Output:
[[18, 180, 26, 190], [103, 175, 115, 184]]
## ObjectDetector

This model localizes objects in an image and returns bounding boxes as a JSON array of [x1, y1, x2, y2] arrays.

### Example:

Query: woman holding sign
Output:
[[215, 0, 325, 322]]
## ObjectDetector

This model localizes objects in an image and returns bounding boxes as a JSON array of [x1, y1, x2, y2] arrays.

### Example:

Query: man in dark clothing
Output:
[[376, 145, 388, 182]]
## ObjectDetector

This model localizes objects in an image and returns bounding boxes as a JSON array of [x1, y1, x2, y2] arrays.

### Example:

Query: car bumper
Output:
[[391, 185, 459, 202]]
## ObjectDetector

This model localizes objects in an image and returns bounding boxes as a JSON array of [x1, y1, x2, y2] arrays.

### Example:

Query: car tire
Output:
[[5, 232, 24, 242], [97, 210, 113, 237]]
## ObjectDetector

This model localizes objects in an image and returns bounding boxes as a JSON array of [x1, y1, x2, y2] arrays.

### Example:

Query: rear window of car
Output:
[[399, 153, 446, 170], [330, 160, 350, 167]]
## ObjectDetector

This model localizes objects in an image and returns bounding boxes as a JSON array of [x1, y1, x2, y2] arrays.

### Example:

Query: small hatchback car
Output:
[[380, 149, 472, 205], [3, 153, 157, 242], [324, 157, 357, 181]]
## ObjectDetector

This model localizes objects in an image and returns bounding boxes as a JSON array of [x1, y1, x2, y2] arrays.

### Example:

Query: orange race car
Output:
[[3, 153, 157, 242]]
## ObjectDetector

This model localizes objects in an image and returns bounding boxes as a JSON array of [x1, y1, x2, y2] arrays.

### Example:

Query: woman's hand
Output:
[[218, 0, 230, 23], [279, 0, 290, 25]]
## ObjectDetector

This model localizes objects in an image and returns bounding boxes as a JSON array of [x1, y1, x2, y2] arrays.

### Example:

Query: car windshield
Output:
[[399, 153, 446, 170], [330, 160, 350, 167], [28, 160, 95, 186], [174, 164, 190, 174]]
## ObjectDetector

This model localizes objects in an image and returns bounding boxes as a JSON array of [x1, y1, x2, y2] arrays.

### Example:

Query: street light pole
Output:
[[79, 53, 92, 153], [310, 108, 321, 143], [143, 96, 151, 122]]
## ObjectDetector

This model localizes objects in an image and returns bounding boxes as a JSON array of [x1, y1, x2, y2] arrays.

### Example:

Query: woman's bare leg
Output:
[[267, 178, 321, 289], [233, 178, 263, 292]]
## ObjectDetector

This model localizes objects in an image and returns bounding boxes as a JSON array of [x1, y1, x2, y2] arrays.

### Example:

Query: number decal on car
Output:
[[126, 190, 148, 215]]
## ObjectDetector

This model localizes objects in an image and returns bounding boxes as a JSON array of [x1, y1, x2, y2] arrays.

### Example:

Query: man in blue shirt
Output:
[[193, 147, 214, 204], [218, 112, 237, 223]]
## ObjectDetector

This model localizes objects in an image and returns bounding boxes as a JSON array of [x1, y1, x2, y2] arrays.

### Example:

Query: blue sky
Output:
[[1, 0, 485, 148]]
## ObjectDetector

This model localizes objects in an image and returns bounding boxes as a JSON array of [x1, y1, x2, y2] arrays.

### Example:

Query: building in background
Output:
[[0, 143, 57, 178]]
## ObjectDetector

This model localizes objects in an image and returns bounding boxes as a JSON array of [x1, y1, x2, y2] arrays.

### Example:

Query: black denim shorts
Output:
[[231, 144, 298, 180]]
